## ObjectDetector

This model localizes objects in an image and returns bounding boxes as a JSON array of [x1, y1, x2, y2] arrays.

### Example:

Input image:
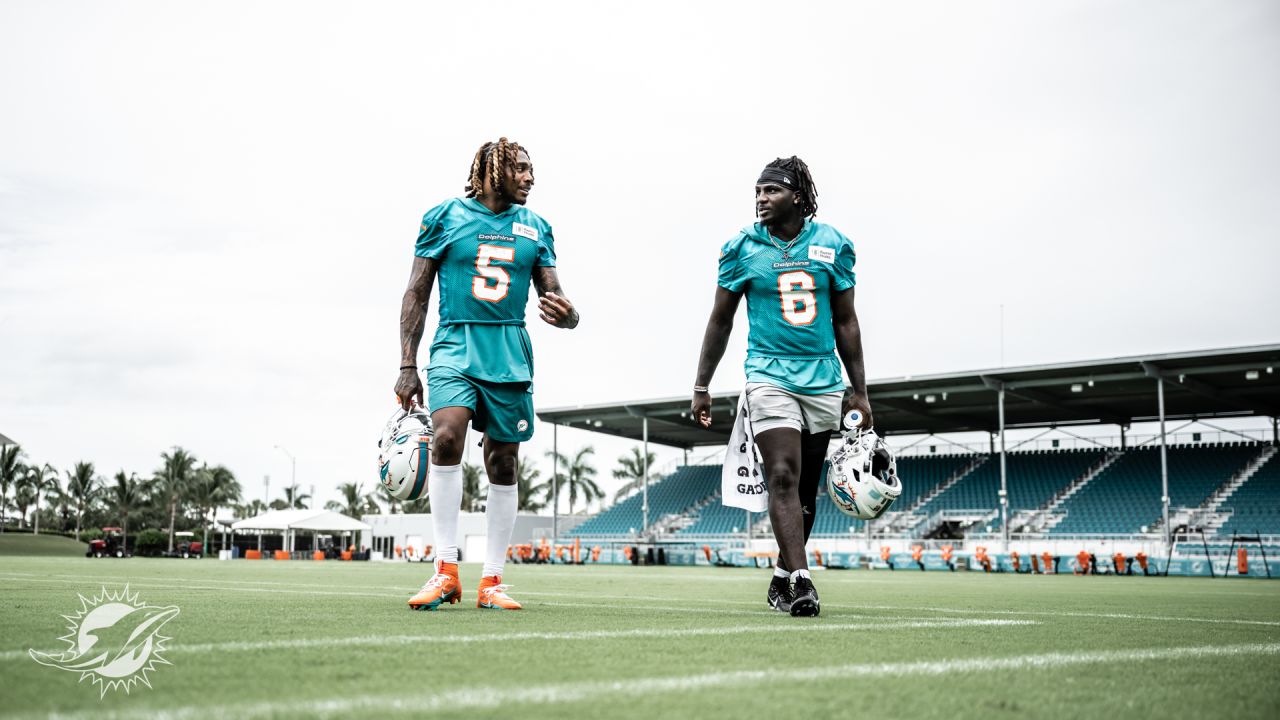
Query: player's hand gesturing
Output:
[[538, 291, 579, 329]]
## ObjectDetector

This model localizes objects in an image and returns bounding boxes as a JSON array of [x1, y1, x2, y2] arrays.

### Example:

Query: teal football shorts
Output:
[[427, 365, 535, 443]]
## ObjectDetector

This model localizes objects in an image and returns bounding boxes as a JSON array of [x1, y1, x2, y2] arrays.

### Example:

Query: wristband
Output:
[[400, 365, 418, 371], [693, 385, 709, 393]]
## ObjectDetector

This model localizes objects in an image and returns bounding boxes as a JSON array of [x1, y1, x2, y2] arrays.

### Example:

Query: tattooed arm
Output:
[[395, 256, 438, 410], [533, 266, 579, 329]]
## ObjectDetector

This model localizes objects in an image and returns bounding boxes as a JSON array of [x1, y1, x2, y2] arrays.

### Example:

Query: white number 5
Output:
[[778, 271, 816, 325], [472, 244, 516, 302]]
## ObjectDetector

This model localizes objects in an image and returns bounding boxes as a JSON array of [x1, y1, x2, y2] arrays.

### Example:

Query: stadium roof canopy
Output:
[[536, 345, 1280, 449]]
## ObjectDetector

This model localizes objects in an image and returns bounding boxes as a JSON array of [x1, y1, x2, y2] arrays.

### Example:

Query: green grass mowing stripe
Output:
[[26, 643, 1280, 720], [4, 618, 1034, 662], [5, 572, 1276, 627]]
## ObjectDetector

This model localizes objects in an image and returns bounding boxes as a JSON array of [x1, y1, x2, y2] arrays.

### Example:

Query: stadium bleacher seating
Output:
[[567, 443, 1274, 539], [679, 502, 765, 535], [892, 454, 980, 509], [568, 465, 720, 536], [1217, 450, 1280, 537], [1050, 444, 1261, 535], [920, 449, 1106, 515]]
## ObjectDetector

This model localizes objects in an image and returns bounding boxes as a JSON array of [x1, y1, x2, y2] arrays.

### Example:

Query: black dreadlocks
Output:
[[763, 156, 818, 218]]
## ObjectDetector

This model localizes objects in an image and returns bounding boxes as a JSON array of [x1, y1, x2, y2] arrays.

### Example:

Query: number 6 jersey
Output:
[[717, 219, 856, 395], [415, 198, 556, 384]]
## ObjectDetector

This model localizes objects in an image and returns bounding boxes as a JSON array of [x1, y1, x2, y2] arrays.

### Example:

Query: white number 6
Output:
[[778, 270, 816, 325]]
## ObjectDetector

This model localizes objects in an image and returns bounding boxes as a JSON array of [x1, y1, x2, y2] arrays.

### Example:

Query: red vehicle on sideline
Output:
[[171, 531, 203, 558], [86, 527, 126, 558]]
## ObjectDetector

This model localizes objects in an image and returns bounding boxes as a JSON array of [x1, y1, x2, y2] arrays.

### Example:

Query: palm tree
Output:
[[0, 445, 24, 533], [375, 486, 402, 514], [402, 494, 431, 513], [112, 472, 147, 556], [12, 474, 36, 530], [26, 464, 57, 534], [281, 485, 310, 510], [191, 465, 241, 550], [462, 463, 484, 512], [544, 446, 604, 516], [516, 459, 547, 512], [49, 476, 74, 533], [154, 448, 198, 553], [326, 482, 379, 518], [612, 446, 660, 503], [67, 462, 100, 541]]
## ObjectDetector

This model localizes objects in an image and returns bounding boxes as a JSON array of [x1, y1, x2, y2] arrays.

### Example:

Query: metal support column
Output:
[[1272, 416, 1278, 445], [998, 386, 1009, 546], [552, 423, 559, 541], [642, 417, 650, 538], [1157, 377, 1171, 545], [1120, 425, 1127, 450]]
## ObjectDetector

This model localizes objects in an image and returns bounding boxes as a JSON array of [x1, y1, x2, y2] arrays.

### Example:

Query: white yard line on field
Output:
[[28, 642, 1280, 720], [856, 604, 1280, 628], [4, 618, 1031, 663]]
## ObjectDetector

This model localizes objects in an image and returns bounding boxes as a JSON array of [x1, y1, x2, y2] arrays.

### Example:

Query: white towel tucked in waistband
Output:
[[722, 392, 767, 512]]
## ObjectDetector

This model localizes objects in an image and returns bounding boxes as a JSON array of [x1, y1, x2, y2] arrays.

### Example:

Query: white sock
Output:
[[773, 566, 790, 580], [483, 483, 518, 578], [429, 463, 462, 564], [791, 569, 812, 582]]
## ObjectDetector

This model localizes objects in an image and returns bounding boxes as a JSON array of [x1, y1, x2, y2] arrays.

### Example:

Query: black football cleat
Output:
[[767, 576, 794, 612], [789, 576, 820, 617]]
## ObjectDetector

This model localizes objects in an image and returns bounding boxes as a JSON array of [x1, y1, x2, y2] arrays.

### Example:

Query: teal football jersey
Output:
[[415, 198, 556, 383], [718, 219, 856, 394]]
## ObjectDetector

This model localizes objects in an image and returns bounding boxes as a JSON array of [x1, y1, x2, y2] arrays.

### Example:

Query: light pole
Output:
[[274, 445, 297, 506], [275, 445, 297, 553]]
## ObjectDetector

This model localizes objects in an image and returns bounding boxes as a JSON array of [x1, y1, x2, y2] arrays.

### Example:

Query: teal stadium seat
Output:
[[1050, 444, 1261, 535], [565, 444, 1270, 538], [567, 465, 721, 537], [919, 449, 1104, 515], [1217, 450, 1280, 536]]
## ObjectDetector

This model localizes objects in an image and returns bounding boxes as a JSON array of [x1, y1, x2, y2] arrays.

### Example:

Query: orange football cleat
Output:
[[476, 576, 522, 610], [408, 560, 461, 611]]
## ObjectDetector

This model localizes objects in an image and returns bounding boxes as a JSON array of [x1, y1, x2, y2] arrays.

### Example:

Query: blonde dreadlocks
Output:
[[464, 137, 531, 200]]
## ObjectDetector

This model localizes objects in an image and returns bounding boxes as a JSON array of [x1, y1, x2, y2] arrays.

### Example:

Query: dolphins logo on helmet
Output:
[[827, 414, 902, 519]]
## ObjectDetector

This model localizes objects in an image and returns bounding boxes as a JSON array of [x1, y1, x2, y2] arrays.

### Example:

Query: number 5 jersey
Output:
[[717, 219, 857, 395], [415, 198, 556, 384]]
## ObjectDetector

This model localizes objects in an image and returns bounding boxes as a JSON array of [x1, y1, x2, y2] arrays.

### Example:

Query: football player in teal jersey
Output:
[[692, 156, 872, 617], [397, 138, 579, 611]]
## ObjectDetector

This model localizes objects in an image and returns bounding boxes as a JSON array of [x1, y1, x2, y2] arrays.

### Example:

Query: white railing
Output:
[[892, 429, 1273, 457]]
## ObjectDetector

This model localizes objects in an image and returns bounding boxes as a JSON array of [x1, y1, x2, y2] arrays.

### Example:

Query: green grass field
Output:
[[0, 533, 87, 557], [0, 556, 1277, 719]]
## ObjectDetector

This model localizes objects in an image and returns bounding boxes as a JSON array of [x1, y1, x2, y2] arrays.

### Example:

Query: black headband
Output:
[[757, 167, 798, 191]]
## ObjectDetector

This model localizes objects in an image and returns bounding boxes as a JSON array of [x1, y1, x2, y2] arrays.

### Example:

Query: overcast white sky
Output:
[[2, 0, 1277, 511]]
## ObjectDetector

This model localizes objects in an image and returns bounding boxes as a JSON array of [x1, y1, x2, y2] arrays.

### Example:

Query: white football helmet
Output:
[[827, 419, 901, 520], [377, 405, 433, 501]]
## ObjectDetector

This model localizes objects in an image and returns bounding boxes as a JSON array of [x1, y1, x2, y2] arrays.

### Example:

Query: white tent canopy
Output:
[[232, 509, 371, 532]]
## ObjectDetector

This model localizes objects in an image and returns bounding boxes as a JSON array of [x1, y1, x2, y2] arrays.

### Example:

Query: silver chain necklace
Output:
[[765, 229, 800, 259]]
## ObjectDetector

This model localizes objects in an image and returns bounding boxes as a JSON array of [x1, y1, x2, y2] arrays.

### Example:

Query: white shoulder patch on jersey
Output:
[[512, 222, 538, 241], [808, 246, 836, 263]]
